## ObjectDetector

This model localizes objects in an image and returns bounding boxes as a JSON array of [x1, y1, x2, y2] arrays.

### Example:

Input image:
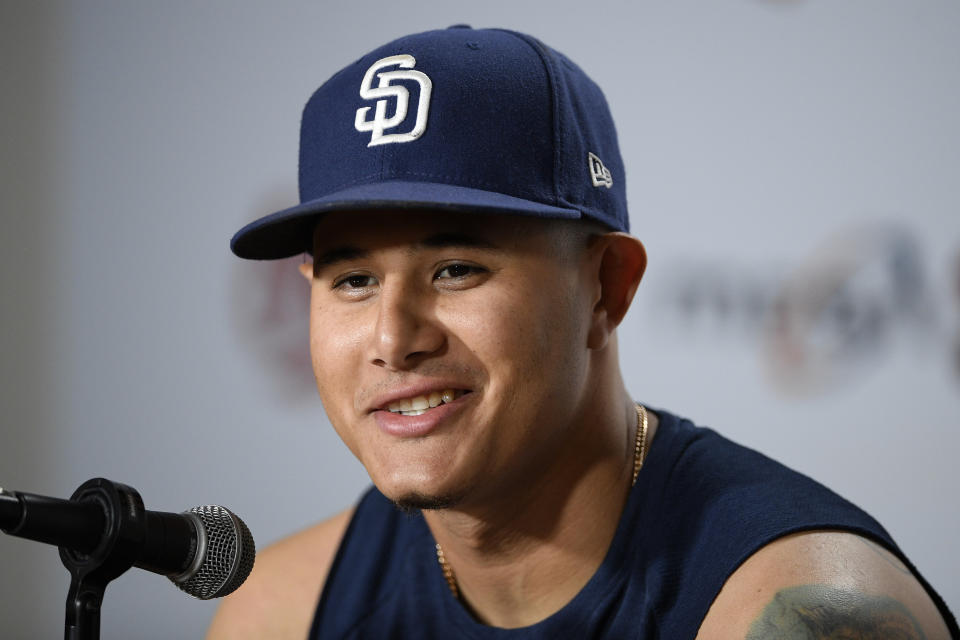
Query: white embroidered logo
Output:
[[588, 152, 613, 188], [354, 54, 432, 147]]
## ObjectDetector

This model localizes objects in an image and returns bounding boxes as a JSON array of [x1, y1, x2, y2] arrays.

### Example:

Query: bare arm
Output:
[[697, 531, 952, 640], [206, 508, 354, 640]]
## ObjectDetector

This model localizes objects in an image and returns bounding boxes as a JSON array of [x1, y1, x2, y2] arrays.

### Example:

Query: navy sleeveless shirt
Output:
[[309, 409, 958, 639]]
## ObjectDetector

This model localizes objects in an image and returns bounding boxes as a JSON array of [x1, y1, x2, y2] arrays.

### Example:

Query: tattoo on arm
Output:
[[745, 584, 926, 640]]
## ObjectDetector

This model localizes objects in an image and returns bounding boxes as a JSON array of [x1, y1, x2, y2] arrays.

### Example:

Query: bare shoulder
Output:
[[206, 507, 355, 640], [697, 530, 952, 640]]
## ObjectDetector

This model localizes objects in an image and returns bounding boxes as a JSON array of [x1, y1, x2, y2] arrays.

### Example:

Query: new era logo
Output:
[[588, 152, 613, 188]]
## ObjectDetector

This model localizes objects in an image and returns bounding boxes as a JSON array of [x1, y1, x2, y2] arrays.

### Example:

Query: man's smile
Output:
[[372, 389, 475, 439], [367, 381, 474, 414], [385, 389, 469, 416]]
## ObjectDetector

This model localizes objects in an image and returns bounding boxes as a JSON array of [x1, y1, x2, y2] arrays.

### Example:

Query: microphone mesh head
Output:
[[171, 505, 256, 600]]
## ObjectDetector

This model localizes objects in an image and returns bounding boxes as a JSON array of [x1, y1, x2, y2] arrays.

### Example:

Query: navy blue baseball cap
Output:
[[231, 25, 628, 260]]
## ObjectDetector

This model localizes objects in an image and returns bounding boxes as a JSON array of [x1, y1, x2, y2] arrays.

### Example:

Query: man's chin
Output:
[[390, 491, 462, 514]]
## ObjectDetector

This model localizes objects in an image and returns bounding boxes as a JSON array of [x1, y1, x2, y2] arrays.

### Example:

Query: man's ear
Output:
[[298, 260, 313, 282], [587, 233, 647, 350]]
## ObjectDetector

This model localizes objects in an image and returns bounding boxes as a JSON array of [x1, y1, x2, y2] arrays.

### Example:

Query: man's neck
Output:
[[422, 399, 659, 628]]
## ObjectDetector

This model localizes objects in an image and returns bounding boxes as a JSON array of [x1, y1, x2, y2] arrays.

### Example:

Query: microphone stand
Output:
[[57, 478, 148, 640]]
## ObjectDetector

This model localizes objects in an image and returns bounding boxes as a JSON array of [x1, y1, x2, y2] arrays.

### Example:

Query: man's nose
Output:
[[368, 284, 444, 370]]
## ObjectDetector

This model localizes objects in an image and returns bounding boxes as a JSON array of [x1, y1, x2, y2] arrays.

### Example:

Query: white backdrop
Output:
[[2, 2, 958, 637]]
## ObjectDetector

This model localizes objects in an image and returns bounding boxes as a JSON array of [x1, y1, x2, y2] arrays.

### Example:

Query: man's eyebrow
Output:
[[311, 232, 502, 273], [312, 246, 368, 269], [415, 232, 502, 251]]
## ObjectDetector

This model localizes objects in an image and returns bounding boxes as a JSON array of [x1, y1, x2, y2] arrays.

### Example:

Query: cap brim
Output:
[[230, 181, 582, 259]]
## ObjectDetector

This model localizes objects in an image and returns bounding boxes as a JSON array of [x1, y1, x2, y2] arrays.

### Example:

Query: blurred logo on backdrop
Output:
[[764, 224, 935, 393], [653, 222, 958, 395], [230, 191, 316, 402]]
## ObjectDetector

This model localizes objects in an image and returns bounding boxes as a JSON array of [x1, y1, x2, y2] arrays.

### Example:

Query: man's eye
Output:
[[435, 264, 484, 280], [334, 274, 377, 289]]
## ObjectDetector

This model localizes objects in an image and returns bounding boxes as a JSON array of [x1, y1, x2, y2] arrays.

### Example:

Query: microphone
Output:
[[0, 484, 255, 600]]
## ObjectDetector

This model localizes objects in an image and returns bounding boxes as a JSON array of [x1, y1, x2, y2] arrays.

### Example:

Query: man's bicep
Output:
[[745, 583, 928, 639], [206, 507, 355, 640], [697, 531, 952, 640]]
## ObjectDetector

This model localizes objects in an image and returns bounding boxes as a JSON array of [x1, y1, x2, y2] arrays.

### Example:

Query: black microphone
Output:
[[0, 484, 256, 600]]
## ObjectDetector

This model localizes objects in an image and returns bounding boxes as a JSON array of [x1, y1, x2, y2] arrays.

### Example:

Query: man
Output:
[[209, 26, 957, 638]]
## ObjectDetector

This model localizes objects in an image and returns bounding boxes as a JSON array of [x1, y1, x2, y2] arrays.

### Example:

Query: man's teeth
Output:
[[387, 389, 462, 415]]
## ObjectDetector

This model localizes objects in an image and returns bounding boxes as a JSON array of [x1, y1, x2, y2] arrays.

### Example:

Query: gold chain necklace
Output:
[[435, 403, 650, 599]]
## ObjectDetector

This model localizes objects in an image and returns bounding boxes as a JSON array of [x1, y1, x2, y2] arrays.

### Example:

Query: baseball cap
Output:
[[231, 25, 628, 260]]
